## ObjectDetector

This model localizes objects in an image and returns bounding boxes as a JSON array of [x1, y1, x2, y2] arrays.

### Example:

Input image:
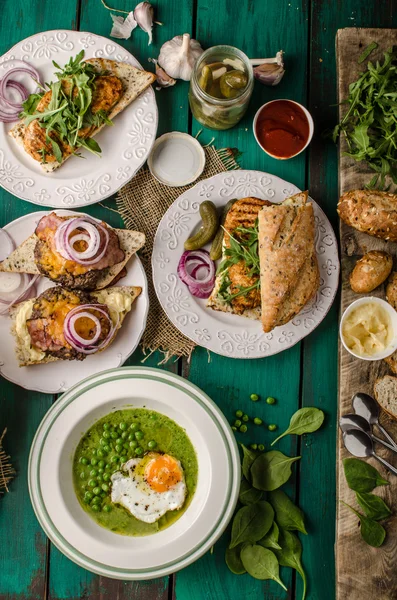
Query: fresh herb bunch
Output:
[[217, 221, 260, 303], [342, 458, 392, 547], [333, 44, 397, 190], [19, 51, 113, 163]]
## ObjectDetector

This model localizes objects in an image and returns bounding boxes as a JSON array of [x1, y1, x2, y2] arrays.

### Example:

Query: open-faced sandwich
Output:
[[9, 51, 156, 171], [11, 285, 140, 367], [206, 191, 320, 332], [0, 213, 145, 291]]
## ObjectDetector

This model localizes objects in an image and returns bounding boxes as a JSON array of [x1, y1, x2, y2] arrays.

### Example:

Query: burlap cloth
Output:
[[0, 429, 14, 494], [116, 145, 239, 362]]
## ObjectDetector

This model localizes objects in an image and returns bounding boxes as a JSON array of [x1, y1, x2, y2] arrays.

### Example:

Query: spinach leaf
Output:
[[342, 502, 386, 547], [240, 444, 259, 482], [274, 530, 307, 600], [240, 545, 287, 590], [356, 492, 392, 521], [251, 451, 300, 491], [239, 478, 263, 506], [225, 543, 246, 574], [268, 489, 307, 535], [229, 501, 274, 549], [343, 458, 389, 493], [257, 521, 281, 550], [271, 407, 324, 446]]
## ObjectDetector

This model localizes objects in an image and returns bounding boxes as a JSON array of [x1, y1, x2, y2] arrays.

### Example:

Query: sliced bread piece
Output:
[[374, 375, 397, 420]]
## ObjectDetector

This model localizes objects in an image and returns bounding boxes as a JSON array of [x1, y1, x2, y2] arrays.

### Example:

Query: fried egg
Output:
[[110, 452, 187, 524]]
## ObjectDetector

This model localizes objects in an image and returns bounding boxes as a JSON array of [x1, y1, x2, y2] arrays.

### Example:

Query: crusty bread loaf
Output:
[[384, 350, 397, 375], [337, 190, 397, 241], [349, 251, 393, 293], [386, 272, 397, 310], [374, 375, 397, 420]]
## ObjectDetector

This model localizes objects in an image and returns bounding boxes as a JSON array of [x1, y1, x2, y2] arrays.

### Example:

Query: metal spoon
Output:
[[352, 392, 397, 450], [339, 414, 397, 453], [343, 429, 397, 475]]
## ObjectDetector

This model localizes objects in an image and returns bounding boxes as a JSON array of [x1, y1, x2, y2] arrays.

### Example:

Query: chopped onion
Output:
[[0, 228, 37, 315], [177, 250, 215, 299], [54, 217, 110, 265], [0, 61, 42, 123], [63, 304, 119, 354]]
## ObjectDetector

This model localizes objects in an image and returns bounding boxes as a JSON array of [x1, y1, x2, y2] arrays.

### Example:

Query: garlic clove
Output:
[[148, 58, 177, 88], [158, 33, 204, 81], [252, 51, 285, 86], [134, 2, 154, 45], [110, 12, 137, 40]]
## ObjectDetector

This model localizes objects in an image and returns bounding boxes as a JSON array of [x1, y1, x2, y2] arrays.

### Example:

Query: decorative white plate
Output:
[[0, 210, 148, 393], [0, 30, 158, 207], [152, 170, 340, 359], [28, 366, 240, 579]]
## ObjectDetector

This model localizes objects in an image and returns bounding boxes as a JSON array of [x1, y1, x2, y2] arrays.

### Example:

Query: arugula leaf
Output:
[[49, 138, 63, 163], [19, 93, 42, 117], [358, 41, 378, 64]]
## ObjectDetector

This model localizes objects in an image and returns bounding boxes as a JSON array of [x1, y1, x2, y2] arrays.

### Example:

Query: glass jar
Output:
[[189, 45, 254, 131]]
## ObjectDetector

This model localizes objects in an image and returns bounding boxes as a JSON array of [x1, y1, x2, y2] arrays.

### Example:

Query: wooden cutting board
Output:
[[337, 28, 397, 600]]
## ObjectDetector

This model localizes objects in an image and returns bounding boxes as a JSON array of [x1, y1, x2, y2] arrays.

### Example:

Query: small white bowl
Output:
[[340, 296, 397, 361], [252, 99, 314, 160], [148, 132, 206, 187]]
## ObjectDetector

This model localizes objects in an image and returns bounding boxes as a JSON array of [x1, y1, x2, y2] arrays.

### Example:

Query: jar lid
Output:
[[147, 132, 206, 187]]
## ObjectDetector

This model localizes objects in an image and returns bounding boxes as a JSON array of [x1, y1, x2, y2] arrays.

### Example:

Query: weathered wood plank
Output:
[[336, 26, 397, 600]]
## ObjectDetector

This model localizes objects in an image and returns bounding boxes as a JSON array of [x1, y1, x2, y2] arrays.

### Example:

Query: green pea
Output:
[[103, 423, 110, 430], [268, 424, 277, 431], [266, 397, 276, 405], [135, 431, 144, 440], [90, 469, 98, 477], [250, 444, 258, 450], [91, 458, 98, 466], [97, 450, 104, 459], [250, 393, 259, 402], [97, 474, 103, 482], [129, 423, 139, 432], [254, 417, 263, 425], [234, 419, 242, 428], [88, 479, 97, 488], [103, 505, 111, 513], [105, 463, 111, 471], [115, 444, 123, 453], [80, 457, 88, 465], [242, 414, 249, 422], [111, 455, 119, 463], [91, 449, 97, 456], [80, 472, 86, 480], [119, 422, 127, 431], [129, 440, 138, 449], [85, 491, 93, 500], [149, 414, 157, 421], [98, 460, 105, 469], [100, 491, 106, 498], [110, 431, 118, 439], [258, 444, 265, 451], [103, 473, 110, 482], [148, 440, 157, 450], [121, 431, 128, 439], [102, 431, 110, 439], [231, 426, 237, 432], [116, 438, 123, 445], [135, 447, 144, 456], [120, 456, 127, 463], [103, 445, 110, 453], [101, 483, 109, 492], [93, 486, 101, 495], [127, 433, 134, 441], [235, 410, 243, 418], [98, 468, 104, 474], [239, 425, 248, 433], [91, 504, 100, 512]]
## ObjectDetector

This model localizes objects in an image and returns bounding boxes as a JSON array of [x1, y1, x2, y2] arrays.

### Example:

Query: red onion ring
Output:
[[0, 274, 39, 316], [0, 79, 29, 109], [66, 310, 102, 346], [0, 228, 38, 314], [54, 217, 110, 266], [0, 61, 42, 123], [177, 250, 215, 299], [63, 304, 119, 354]]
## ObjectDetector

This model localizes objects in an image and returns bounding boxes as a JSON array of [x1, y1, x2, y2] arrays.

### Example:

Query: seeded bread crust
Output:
[[374, 375, 397, 420], [337, 190, 397, 242]]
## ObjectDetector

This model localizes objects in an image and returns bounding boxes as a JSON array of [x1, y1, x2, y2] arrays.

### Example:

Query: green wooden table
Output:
[[0, 1, 396, 599]]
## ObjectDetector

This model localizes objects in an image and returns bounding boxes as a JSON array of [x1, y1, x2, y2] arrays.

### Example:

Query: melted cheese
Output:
[[342, 302, 393, 357]]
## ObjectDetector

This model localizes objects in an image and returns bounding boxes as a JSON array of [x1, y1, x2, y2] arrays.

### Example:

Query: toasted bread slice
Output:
[[10, 285, 141, 367], [9, 58, 156, 172], [374, 375, 397, 421], [0, 227, 145, 290]]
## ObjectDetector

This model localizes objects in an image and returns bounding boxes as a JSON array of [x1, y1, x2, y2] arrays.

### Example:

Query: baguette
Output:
[[337, 190, 397, 241], [374, 375, 397, 420]]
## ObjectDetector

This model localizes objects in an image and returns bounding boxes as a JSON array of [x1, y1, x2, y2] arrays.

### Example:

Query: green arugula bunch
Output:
[[19, 50, 113, 164], [333, 44, 397, 190], [217, 221, 261, 304]]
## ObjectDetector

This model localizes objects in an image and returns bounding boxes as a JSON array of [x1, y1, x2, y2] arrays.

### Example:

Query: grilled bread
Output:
[[374, 375, 397, 420], [207, 197, 272, 319], [258, 191, 320, 333], [337, 190, 397, 242]]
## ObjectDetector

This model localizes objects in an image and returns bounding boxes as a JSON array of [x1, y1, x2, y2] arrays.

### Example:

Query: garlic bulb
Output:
[[158, 33, 203, 81]]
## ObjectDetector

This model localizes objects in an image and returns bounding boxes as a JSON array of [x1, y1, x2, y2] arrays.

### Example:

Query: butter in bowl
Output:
[[340, 297, 397, 361]]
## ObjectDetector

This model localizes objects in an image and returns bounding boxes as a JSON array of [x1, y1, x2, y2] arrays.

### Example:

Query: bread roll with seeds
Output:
[[349, 251, 393, 293], [386, 272, 397, 310], [337, 190, 397, 241]]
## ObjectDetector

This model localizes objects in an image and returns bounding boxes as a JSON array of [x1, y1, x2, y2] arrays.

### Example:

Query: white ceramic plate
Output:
[[28, 366, 240, 580], [0, 210, 148, 393], [152, 170, 340, 359], [0, 30, 158, 208]]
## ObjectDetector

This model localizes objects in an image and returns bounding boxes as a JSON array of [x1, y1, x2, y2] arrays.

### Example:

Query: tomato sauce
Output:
[[255, 100, 310, 158]]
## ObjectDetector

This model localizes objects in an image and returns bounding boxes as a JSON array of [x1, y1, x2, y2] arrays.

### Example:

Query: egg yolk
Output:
[[144, 453, 183, 493]]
